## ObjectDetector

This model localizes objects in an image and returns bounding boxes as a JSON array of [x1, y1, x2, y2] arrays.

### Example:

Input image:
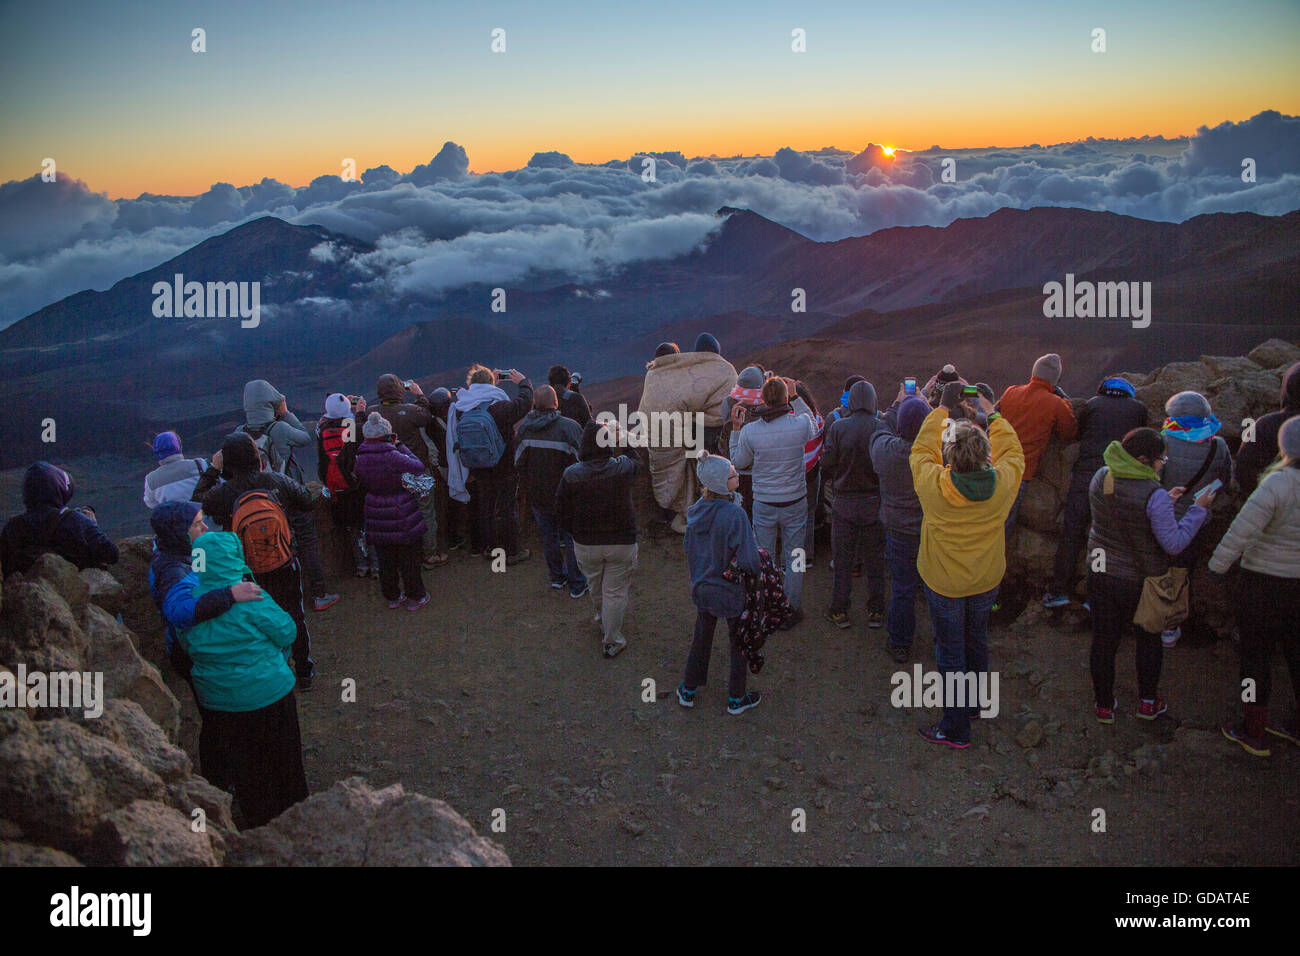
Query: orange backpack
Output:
[[232, 490, 293, 573]]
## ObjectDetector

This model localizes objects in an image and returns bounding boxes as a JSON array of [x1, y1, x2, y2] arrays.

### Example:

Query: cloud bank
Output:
[[2, 111, 1297, 326]]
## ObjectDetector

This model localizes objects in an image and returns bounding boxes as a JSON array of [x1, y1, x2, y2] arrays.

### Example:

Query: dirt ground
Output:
[[254, 518, 1300, 867]]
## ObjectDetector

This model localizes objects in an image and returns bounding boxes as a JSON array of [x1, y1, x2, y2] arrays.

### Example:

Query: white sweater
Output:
[[1208, 465, 1300, 579]]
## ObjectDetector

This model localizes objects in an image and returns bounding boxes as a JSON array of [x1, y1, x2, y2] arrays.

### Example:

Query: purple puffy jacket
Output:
[[353, 439, 428, 546]]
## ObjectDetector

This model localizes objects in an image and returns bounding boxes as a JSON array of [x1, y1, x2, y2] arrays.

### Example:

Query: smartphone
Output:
[[962, 385, 980, 397], [1198, 479, 1223, 497], [904, 378, 917, 395], [403, 380, 414, 388]]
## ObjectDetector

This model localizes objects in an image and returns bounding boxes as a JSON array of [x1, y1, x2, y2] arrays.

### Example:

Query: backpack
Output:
[[320, 423, 352, 493], [241, 421, 303, 481], [232, 489, 293, 573], [454, 401, 506, 470]]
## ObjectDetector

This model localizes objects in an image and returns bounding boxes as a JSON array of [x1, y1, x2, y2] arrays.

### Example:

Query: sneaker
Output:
[[296, 664, 315, 692], [1222, 723, 1271, 757], [889, 643, 909, 664], [918, 723, 969, 748], [354, 567, 369, 579], [1160, 626, 1181, 648], [448, 539, 467, 551], [824, 610, 851, 629], [1082, 601, 1091, 613], [1136, 696, 1168, 721], [727, 691, 762, 715], [387, 594, 407, 610], [676, 683, 696, 708], [406, 594, 431, 612], [1265, 720, 1300, 746], [1042, 592, 1070, 609], [778, 608, 804, 631], [313, 593, 340, 612], [602, 639, 626, 658], [550, 581, 566, 590], [506, 548, 531, 566], [991, 601, 1001, 613], [1095, 698, 1118, 724], [866, 610, 884, 629], [569, 583, 591, 599], [422, 552, 448, 568]]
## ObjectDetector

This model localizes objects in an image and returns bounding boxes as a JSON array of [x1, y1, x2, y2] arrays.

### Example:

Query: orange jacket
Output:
[[996, 377, 1077, 480]]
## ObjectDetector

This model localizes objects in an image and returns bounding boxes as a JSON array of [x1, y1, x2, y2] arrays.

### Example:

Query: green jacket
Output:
[[181, 531, 297, 712]]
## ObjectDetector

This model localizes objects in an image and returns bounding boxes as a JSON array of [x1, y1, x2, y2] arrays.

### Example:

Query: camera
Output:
[[570, 372, 582, 386]]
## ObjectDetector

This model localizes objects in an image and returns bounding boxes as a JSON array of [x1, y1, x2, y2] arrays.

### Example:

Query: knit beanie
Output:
[[696, 451, 734, 496], [1279, 415, 1300, 460], [324, 393, 352, 419], [936, 364, 960, 386], [1165, 390, 1212, 419], [152, 431, 182, 461], [897, 397, 930, 441], [362, 411, 393, 439], [1032, 353, 1063, 384], [693, 333, 720, 355]]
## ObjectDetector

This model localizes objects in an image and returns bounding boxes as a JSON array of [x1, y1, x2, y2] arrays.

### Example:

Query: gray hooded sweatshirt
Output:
[[242, 379, 311, 479]]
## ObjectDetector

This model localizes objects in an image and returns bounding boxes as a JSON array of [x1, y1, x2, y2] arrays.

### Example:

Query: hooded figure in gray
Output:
[[242, 379, 312, 482]]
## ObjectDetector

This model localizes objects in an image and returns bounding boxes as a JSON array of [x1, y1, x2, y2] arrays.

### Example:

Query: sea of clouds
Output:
[[1, 109, 1296, 328]]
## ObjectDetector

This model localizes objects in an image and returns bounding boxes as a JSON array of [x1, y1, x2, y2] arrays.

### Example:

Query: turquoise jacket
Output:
[[181, 531, 297, 712]]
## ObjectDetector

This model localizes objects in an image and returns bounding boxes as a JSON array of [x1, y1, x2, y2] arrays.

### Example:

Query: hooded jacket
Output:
[[684, 495, 762, 619], [144, 453, 208, 509], [996, 377, 1078, 480], [820, 381, 883, 501], [555, 423, 642, 545], [242, 380, 312, 480], [1072, 383, 1150, 477], [315, 416, 361, 490], [869, 411, 923, 537], [731, 402, 816, 505], [445, 379, 534, 501], [147, 502, 235, 653], [1, 463, 118, 578], [181, 532, 297, 712], [375, 374, 434, 469], [909, 407, 1025, 598], [515, 408, 583, 511], [1208, 463, 1300, 580], [192, 433, 313, 532], [352, 438, 428, 546], [1235, 363, 1300, 491]]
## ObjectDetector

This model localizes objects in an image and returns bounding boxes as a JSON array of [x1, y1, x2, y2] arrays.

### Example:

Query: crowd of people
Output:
[[3, 343, 1297, 824]]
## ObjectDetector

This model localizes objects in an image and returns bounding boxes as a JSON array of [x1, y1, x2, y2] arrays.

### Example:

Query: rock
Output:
[[224, 777, 509, 866], [1207, 369, 1285, 444], [81, 699, 191, 783], [91, 799, 217, 866], [1247, 338, 1300, 370], [0, 578, 88, 676], [107, 535, 169, 667], [168, 776, 236, 832], [1016, 721, 1044, 749], [0, 841, 82, 866], [1199, 355, 1261, 379], [26, 553, 90, 621], [0, 711, 166, 852], [80, 568, 125, 616], [1135, 361, 1213, 422], [1086, 751, 1117, 779], [84, 605, 180, 741]]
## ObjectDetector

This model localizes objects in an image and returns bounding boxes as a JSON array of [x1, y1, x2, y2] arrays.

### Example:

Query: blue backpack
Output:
[[454, 401, 506, 469]]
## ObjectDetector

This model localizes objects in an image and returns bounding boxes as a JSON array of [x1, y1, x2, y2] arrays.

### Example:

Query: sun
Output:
[[881, 146, 896, 157]]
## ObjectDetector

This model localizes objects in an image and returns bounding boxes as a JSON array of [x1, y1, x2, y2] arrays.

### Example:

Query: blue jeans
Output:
[[885, 531, 920, 649], [752, 498, 808, 610], [923, 583, 998, 740], [532, 506, 586, 593], [1003, 480, 1028, 555]]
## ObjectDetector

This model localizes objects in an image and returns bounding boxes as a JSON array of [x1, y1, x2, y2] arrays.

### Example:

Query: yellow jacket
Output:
[[909, 407, 1026, 598]]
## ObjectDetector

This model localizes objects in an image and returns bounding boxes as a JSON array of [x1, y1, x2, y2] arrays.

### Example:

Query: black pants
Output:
[[829, 494, 886, 615], [1237, 568, 1300, 712], [202, 691, 308, 828], [473, 468, 520, 556], [684, 609, 748, 699], [374, 541, 426, 602], [738, 474, 754, 519], [287, 510, 327, 599], [256, 559, 313, 676], [1087, 571, 1162, 706], [328, 490, 367, 571], [1050, 470, 1093, 594]]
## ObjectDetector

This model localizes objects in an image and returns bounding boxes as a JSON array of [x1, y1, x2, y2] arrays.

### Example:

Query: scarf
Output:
[[1102, 440, 1160, 481], [1162, 414, 1221, 443], [729, 383, 763, 405], [446, 383, 511, 502]]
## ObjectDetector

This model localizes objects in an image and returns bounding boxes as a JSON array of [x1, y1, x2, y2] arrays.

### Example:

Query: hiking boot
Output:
[[866, 609, 884, 629], [676, 683, 696, 708], [1222, 723, 1271, 757], [296, 664, 315, 692], [1265, 720, 1300, 747], [1160, 626, 1181, 648], [1095, 699, 1118, 724], [1136, 696, 1168, 721], [779, 608, 804, 631], [506, 548, 531, 566], [824, 610, 851, 629], [569, 583, 591, 599], [313, 593, 340, 612], [387, 593, 406, 610], [406, 594, 430, 612], [889, 643, 909, 664], [727, 691, 761, 715], [1042, 592, 1070, 609], [918, 723, 969, 748]]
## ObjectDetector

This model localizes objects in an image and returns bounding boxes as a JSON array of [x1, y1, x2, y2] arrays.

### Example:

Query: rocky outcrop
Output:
[[0, 552, 509, 867]]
